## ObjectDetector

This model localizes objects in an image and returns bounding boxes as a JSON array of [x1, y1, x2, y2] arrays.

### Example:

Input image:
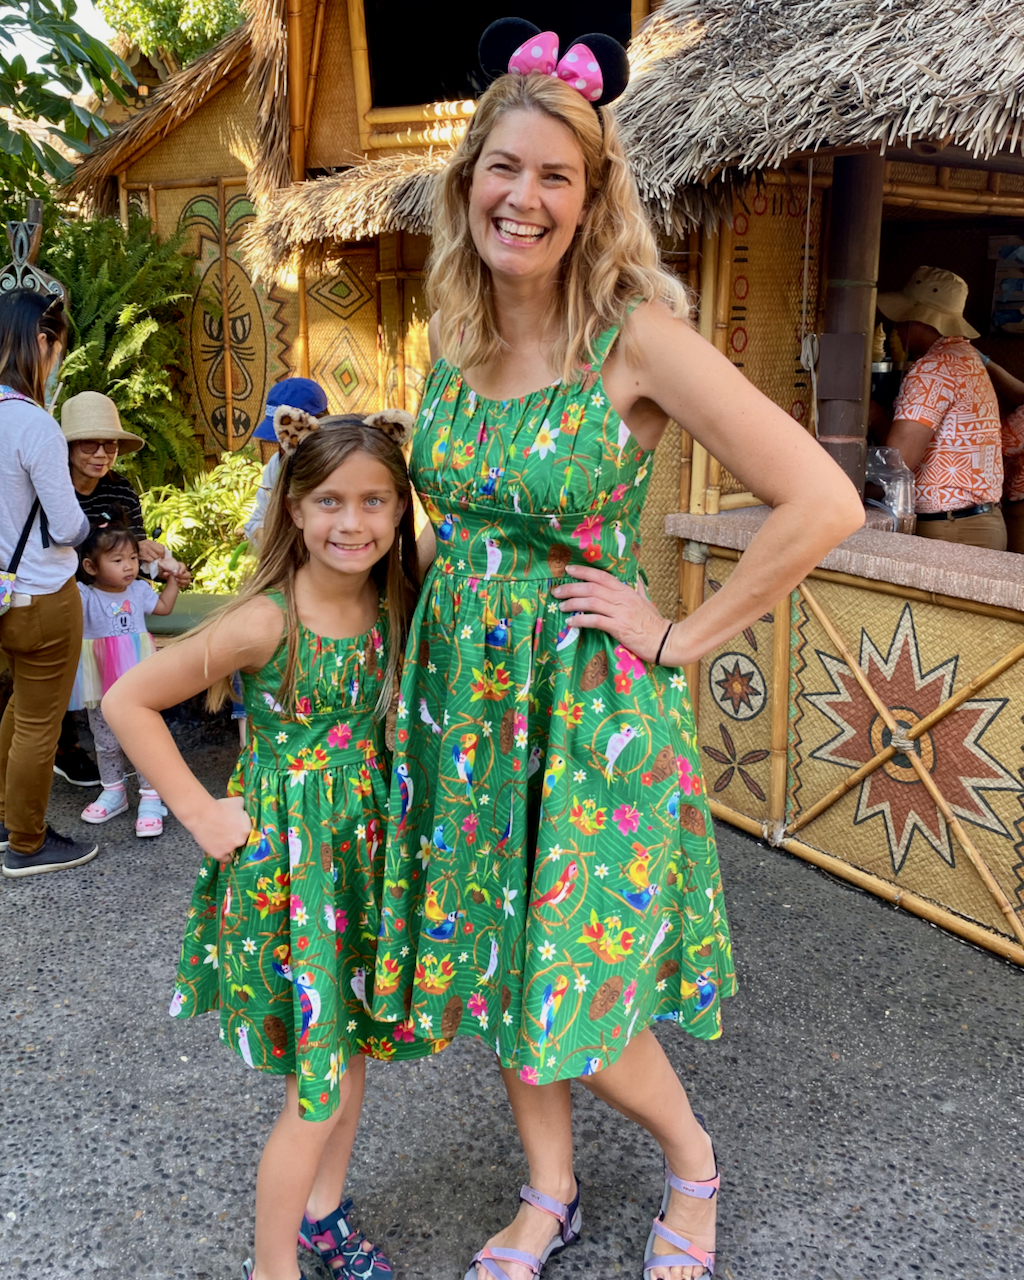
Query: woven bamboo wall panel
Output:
[[694, 555, 773, 820], [306, 249, 380, 415], [637, 420, 682, 620], [305, 0, 362, 170], [126, 78, 254, 183], [403, 278, 431, 417], [786, 581, 1024, 938]]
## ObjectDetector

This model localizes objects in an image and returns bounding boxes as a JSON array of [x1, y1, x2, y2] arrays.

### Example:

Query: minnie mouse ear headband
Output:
[[478, 18, 629, 108], [273, 405, 414, 457]]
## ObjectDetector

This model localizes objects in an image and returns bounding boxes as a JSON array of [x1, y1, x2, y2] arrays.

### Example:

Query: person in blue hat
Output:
[[242, 378, 329, 547]]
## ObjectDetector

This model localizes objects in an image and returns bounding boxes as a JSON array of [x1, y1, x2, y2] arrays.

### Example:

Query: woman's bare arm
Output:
[[572, 302, 864, 666], [102, 597, 283, 859]]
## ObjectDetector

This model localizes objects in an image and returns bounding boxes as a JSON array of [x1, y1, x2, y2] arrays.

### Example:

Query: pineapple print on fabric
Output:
[[374, 317, 736, 1084], [172, 598, 444, 1122]]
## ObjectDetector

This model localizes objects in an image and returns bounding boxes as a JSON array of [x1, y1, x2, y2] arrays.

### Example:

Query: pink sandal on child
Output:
[[81, 786, 128, 824], [135, 790, 167, 838], [643, 1117, 719, 1277]]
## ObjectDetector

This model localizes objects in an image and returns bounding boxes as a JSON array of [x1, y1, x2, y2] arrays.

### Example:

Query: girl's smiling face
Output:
[[469, 108, 588, 285], [287, 451, 407, 578]]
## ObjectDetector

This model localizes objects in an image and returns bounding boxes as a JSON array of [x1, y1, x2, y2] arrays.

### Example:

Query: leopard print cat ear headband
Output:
[[273, 406, 414, 457]]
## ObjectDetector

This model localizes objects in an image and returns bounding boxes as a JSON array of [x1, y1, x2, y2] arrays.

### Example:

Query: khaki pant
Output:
[[0, 577, 83, 852], [914, 507, 1007, 551], [1004, 500, 1024, 555]]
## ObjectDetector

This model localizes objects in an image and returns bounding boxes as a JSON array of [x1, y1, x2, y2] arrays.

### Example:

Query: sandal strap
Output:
[[519, 1178, 581, 1243], [648, 1218, 715, 1273], [472, 1246, 541, 1279], [665, 1165, 719, 1200]]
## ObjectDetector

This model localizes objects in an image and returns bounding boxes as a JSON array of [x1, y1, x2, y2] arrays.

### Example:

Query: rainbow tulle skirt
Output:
[[69, 634, 155, 710]]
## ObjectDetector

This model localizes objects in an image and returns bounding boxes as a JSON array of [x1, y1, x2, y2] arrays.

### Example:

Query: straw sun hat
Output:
[[60, 391, 144, 454], [876, 265, 980, 339]]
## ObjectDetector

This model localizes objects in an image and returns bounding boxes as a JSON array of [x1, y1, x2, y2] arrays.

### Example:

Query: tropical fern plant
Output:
[[140, 450, 262, 593], [40, 213, 204, 487]]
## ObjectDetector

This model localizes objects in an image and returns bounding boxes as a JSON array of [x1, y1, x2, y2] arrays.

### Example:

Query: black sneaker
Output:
[[2, 827, 99, 878], [0, 821, 8, 851], [53, 748, 101, 787]]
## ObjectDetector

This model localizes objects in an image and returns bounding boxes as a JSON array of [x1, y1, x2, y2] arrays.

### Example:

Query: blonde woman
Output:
[[372, 21, 864, 1280]]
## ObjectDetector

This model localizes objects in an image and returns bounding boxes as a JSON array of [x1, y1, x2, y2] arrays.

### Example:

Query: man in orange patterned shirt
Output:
[[881, 266, 1006, 550]]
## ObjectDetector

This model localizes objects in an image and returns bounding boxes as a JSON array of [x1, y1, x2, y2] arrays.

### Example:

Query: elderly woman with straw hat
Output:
[[52, 393, 188, 789], [881, 265, 1007, 551]]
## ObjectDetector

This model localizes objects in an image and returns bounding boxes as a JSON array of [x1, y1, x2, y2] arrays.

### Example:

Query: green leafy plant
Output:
[[41, 212, 205, 487], [0, 0, 133, 183], [141, 450, 261, 594], [97, 0, 242, 65]]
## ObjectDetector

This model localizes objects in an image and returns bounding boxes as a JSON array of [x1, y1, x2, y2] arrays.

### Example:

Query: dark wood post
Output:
[[816, 153, 885, 495]]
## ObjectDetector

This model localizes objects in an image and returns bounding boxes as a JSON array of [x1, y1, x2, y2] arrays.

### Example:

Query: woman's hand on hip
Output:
[[553, 565, 673, 663], [187, 795, 252, 864]]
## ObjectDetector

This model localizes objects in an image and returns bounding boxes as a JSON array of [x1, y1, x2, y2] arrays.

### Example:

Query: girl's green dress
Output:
[[372, 317, 736, 1084], [172, 596, 442, 1121]]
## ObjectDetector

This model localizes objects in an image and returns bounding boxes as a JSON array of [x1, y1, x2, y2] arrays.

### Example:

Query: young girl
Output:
[[102, 408, 440, 1280], [70, 517, 185, 836]]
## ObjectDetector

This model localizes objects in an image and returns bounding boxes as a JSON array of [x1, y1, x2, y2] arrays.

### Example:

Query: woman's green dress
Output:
[[171, 597, 442, 1121], [373, 317, 736, 1084]]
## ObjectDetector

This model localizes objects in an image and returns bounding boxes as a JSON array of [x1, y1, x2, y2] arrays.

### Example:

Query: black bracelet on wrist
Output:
[[655, 621, 674, 666]]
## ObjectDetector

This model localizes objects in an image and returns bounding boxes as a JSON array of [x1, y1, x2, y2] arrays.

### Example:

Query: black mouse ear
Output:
[[479, 17, 542, 82], [569, 32, 630, 106]]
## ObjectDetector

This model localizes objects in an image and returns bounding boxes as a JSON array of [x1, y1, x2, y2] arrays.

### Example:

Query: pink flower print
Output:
[[613, 804, 640, 835], [622, 978, 637, 1012], [335, 908, 348, 934], [611, 483, 627, 502], [392, 1019, 415, 1043], [328, 723, 352, 750], [678, 755, 699, 796], [614, 645, 646, 680], [468, 993, 488, 1018], [513, 712, 527, 734], [289, 894, 307, 922], [461, 812, 479, 844], [572, 513, 603, 550], [295, 696, 312, 716], [519, 1066, 539, 1085]]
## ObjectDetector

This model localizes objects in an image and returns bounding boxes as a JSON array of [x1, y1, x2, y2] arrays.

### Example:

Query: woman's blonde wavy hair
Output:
[[429, 71, 691, 383]]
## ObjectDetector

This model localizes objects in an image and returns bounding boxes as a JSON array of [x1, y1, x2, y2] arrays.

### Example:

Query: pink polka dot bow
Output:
[[507, 30, 603, 103]]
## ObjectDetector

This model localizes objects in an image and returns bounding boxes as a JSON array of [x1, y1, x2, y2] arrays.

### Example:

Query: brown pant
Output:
[[914, 507, 1007, 551], [0, 576, 83, 852], [1004, 500, 1024, 555]]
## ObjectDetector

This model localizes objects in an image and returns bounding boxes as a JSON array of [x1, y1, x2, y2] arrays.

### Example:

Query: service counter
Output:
[[667, 506, 1024, 964]]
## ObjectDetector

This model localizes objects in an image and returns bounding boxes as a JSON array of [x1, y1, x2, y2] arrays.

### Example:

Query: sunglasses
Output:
[[75, 440, 120, 456]]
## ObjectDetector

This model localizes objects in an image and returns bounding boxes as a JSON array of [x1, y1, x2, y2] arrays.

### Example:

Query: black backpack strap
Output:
[[7, 500, 41, 577]]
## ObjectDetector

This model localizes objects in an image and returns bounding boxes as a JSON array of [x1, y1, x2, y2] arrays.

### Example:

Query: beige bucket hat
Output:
[[60, 391, 144, 454], [876, 265, 980, 339]]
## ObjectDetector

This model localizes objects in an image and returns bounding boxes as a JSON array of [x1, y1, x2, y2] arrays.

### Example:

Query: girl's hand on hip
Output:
[[553, 565, 669, 663], [188, 795, 252, 864]]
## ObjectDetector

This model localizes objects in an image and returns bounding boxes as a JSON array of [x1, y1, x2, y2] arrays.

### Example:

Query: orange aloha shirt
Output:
[[892, 336, 1003, 514], [1003, 405, 1024, 504]]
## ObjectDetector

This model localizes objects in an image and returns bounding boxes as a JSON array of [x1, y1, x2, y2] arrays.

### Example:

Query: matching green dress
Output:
[[371, 318, 735, 1082], [171, 600, 442, 1121], [172, 316, 735, 1104]]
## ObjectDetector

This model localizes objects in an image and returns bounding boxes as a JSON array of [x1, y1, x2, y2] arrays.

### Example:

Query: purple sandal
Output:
[[298, 1197, 392, 1278], [643, 1118, 719, 1277], [464, 1180, 582, 1280]]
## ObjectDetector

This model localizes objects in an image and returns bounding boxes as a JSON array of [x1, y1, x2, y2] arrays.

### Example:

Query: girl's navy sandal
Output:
[[298, 1197, 393, 1278]]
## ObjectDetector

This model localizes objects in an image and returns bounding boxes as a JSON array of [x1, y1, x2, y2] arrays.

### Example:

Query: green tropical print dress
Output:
[[372, 317, 736, 1083], [171, 596, 443, 1121]]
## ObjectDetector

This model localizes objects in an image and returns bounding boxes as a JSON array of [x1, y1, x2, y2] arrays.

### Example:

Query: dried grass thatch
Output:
[[623, 0, 1024, 232], [245, 0, 290, 208], [63, 21, 250, 205], [242, 151, 444, 279]]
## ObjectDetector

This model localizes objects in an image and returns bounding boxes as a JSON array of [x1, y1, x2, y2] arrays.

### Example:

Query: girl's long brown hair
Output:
[[202, 416, 419, 719], [0, 289, 68, 406]]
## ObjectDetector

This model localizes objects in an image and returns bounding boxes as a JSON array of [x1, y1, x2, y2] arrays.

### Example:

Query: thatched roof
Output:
[[242, 152, 443, 278], [63, 21, 250, 204], [622, 0, 1024, 228]]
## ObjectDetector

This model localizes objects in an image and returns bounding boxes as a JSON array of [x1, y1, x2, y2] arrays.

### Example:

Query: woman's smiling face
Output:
[[468, 108, 588, 286]]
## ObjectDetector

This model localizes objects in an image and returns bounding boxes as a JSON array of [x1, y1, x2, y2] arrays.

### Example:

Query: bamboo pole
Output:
[[369, 121, 470, 150], [304, 0, 327, 139], [708, 799, 1024, 967], [719, 491, 760, 510], [124, 176, 247, 191], [680, 543, 707, 723], [758, 170, 1024, 217], [347, 0, 373, 152], [705, 222, 735, 516], [798, 581, 1024, 946], [117, 171, 128, 228], [286, 0, 306, 180], [706, 546, 1024, 624], [297, 264, 310, 378], [217, 177, 234, 453], [769, 593, 792, 825], [630, 0, 651, 35], [366, 101, 474, 125], [884, 194, 1024, 216], [148, 184, 157, 235]]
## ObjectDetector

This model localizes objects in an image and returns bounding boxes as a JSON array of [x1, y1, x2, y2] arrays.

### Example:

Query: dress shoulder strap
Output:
[[586, 299, 644, 372]]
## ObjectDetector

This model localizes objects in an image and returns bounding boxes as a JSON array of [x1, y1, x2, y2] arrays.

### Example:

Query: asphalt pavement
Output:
[[1, 721, 1022, 1280]]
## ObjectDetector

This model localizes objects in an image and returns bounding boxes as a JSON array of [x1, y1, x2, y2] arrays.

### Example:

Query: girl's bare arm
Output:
[[102, 597, 283, 860]]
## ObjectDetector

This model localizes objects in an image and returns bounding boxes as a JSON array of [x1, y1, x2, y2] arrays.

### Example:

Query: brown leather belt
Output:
[[916, 503, 993, 522]]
